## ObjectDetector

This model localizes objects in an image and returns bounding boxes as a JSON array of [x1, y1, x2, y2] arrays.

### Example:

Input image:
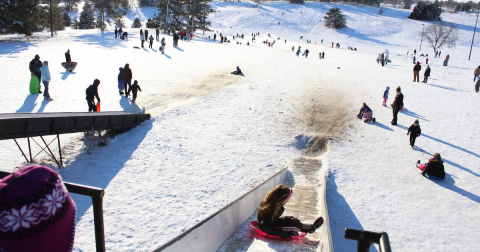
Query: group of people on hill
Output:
[[139, 29, 167, 53]]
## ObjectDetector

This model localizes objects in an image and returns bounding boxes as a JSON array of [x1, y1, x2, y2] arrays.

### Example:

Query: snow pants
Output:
[[383, 98, 387, 106], [475, 80, 480, 92], [391, 105, 400, 125], [87, 99, 96, 112], [410, 134, 418, 147], [413, 71, 420, 82]]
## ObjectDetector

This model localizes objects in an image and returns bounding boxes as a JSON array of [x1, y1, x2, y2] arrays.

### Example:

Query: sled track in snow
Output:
[[143, 70, 242, 116]]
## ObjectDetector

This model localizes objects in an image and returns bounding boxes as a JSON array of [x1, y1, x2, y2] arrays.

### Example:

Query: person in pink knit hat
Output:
[[0, 165, 79, 252]]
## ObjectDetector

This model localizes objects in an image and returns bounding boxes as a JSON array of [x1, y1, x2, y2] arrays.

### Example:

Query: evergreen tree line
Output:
[[141, 0, 215, 34], [0, 0, 129, 35]]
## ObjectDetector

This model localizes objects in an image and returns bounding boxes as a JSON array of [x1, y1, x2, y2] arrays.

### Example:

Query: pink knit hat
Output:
[[0, 165, 76, 252]]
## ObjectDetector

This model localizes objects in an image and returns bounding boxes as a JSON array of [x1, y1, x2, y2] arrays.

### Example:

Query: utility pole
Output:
[[50, 0, 53, 37], [419, 24, 424, 51], [469, 8, 480, 60]]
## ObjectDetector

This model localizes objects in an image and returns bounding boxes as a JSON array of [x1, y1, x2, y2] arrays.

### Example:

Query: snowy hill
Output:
[[0, 1, 479, 251]]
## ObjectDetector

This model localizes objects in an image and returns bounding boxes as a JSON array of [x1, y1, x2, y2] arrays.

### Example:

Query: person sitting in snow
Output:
[[407, 119, 421, 148], [231, 66, 242, 75], [357, 103, 375, 123], [417, 153, 445, 180], [257, 184, 323, 240]]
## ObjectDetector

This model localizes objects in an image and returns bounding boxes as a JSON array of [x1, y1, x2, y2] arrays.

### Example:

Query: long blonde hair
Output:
[[258, 185, 290, 222]]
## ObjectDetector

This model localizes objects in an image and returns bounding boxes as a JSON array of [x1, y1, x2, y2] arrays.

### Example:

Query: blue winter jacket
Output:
[[40, 65, 51, 82], [383, 88, 390, 99]]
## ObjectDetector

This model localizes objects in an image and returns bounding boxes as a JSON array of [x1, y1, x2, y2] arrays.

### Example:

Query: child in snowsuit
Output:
[[382, 86, 389, 106], [407, 119, 421, 148], [417, 153, 445, 179], [357, 103, 375, 123], [118, 67, 124, 94], [257, 185, 323, 240], [130, 80, 142, 103]]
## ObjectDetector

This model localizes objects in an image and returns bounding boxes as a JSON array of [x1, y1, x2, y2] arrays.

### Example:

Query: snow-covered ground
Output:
[[1, 1, 479, 251]]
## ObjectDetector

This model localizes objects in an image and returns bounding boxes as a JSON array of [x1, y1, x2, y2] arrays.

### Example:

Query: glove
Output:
[[280, 230, 298, 240]]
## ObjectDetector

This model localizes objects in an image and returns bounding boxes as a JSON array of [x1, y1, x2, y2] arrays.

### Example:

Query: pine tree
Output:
[[139, 0, 156, 7], [63, 0, 81, 12], [324, 8, 346, 29], [185, 0, 214, 34], [133, 17, 142, 28], [64, 12, 72, 27], [39, 0, 65, 32], [409, 1, 441, 21], [156, 0, 187, 31], [0, 0, 43, 35], [90, 0, 129, 31], [78, 0, 96, 29]]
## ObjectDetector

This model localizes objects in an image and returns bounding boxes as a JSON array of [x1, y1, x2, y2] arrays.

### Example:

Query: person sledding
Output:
[[357, 102, 376, 123], [231, 66, 242, 75], [257, 185, 323, 240], [417, 153, 445, 180], [61, 49, 77, 72]]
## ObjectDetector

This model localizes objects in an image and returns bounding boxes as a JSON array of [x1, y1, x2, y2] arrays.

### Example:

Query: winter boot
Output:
[[301, 217, 324, 234], [372, 118, 376, 123], [416, 160, 421, 168]]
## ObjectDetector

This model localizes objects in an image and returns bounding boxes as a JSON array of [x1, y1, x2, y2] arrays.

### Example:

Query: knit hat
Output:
[[34, 55, 40, 59], [0, 165, 76, 252], [415, 119, 419, 124]]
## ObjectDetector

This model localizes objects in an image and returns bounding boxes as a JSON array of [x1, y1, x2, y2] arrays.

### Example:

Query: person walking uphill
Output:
[[257, 185, 324, 240], [122, 64, 133, 97], [40, 61, 53, 101], [407, 119, 421, 148], [130, 80, 142, 103], [29, 54, 43, 93], [413, 62, 421, 82], [391, 86, 403, 125], [86, 79, 101, 112]]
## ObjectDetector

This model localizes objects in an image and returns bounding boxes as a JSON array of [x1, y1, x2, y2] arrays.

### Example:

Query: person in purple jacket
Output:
[[357, 103, 376, 123]]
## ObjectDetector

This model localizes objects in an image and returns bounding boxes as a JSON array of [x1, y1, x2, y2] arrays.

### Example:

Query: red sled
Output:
[[248, 221, 307, 240]]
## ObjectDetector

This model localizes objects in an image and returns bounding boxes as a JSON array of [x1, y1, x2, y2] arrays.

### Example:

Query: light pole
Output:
[[419, 24, 425, 51], [469, 8, 480, 61]]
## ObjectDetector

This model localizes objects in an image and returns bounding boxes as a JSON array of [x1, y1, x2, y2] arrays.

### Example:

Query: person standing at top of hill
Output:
[[414, 49, 416, 55], [149, 35, 154, 48], [122, 64, 132, 97], [413, 61, 421, 82], [391, 86, 403, 125], [145, 30, 148, 43], [304, 49, 309, 58], [115, 27, 118, 39]]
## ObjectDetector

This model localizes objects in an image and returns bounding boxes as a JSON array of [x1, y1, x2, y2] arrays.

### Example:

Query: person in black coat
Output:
[[122, 64, 133, 97], [65, 49, 71, 63], [417, 153, 445, 179], [115, 27, 118, 39], [257, 185, 323, 240], [86, 79, 101, 112], [29, 54, 43, 93], [413, 61, 421, 82], [231, 66, 242, 75], [422, 65, 431, 83], [130, 80, 142, 103], [391, 86, 403, 125], [407, 119, 421, 147]]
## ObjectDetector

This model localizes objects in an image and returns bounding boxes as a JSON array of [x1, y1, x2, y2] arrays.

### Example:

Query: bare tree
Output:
[[422, 22, 458, 52]]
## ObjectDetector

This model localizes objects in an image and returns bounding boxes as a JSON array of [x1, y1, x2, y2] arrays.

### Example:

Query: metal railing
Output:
[[0, 171, 106, 252], [345, 228, 392, 252]]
